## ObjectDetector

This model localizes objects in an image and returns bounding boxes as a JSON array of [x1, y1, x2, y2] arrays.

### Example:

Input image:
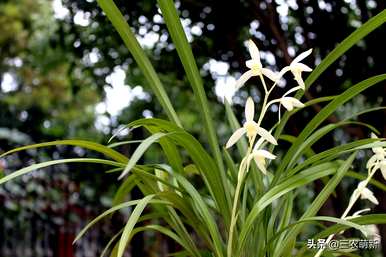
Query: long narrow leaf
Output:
[[96, 0, 182, 127], [129, 118, 231, 223], [275, 74, 386, 183], [157, 0, 225, 177], [0, 140, 128, 163], [273, 10, 386, 147], [117, 195, 155, 257], [276, 152, 356, 257], [119, 132, 168, 179], [0, 158, 124, 185], [238, 162, 340, 251]]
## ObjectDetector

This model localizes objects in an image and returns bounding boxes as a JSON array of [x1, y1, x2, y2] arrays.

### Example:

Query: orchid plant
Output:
[[0, 1, 385, 257], [226, 40, 312, 257]]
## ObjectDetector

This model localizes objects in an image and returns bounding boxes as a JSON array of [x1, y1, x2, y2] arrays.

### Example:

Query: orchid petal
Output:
[[373, 146, 385, 156], [262, 68, 278, 82], [349, 189, 360, 206], [281, 97, 294, 111], [254, 157, 267, 175], [380, 161, 386, 180], [292, 48, 312, 64], [278, 66, 291, 78], [364, 225, 380, 238], [366, 155, 378, 169], [294, 75, 306, 90], [252, 137, 266, 151], [283, 85, 303, 97], [351, 208, 371, 217], [225, 127, 246, 148], [292, 62, 312, 72], [246, 59, 262, 70], [361, 187, 379, 205], [290, 98, 305, 108], [235, 70, 254, 90], [247, 40, 260, 60], [254, 149, 276, 160], [245, 97, 255, 122], [256, 127, 277, 145]]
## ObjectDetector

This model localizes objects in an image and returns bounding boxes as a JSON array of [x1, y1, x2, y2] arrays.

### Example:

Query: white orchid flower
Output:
[[235, 40, 278, 90], [364, 224, 381, 240], [367, 156, 386, 180], [274, 86, 305, 121], [366, 133, 386, 179], [370, 133, 385, 156], [279, 49, 313, 90], [350, 181, 379, 205], [358, 186, 379, 205], [380, 161, 386, 180], [247, 144, 276, 175], [280, 97, 305, 111], [225, 97, 278, 148]]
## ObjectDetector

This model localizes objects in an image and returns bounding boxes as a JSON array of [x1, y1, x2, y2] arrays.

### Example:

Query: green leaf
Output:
[[147, 126, 184, 174], [112, 175, 137, 206], [342, 106, 386, 121], [346, 171, 386, 192], [129, 118, 231, 223], [0, 158, 124, 185], [108, 140, 144, 148], [73, 197, 168, 243], [292, 140, 386, 175], [127, 224, 201, 257], [157, 0, 225, 177], [157, 191, 213, 248], [276, 152, 356, 257], [223, 149, 238, 184], [287, 121, 378, 172], [0, 140, 128, 163], [119, 132, 168, 179], [269, 215, 367, 245], [101, 228, 123, 257], [275, 74, 386, 183], [173, 173, 225, 257], [266, 195, 293, 254], [306, 10, 386, 90], [273, 10, 386, 149], [315, 214, 386, 239], [96, 0, 181, 127], [238, 162, 339, 252], [117, 195, 155, 257]]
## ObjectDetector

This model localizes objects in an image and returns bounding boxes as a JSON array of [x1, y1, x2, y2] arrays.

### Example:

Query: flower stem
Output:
[[313, 166, 378, 257], [227, 134, 256, 257], [257, 75, 270, 126]]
